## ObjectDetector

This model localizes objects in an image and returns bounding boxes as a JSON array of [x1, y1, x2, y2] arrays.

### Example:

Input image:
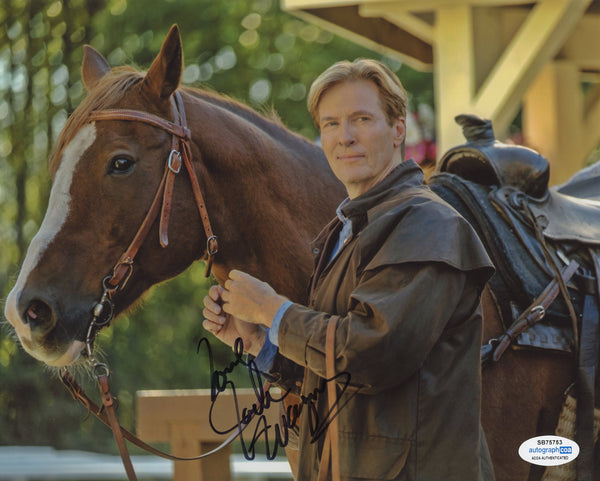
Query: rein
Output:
[[60, 369, 269, 481], [58, 91, 253, 480]]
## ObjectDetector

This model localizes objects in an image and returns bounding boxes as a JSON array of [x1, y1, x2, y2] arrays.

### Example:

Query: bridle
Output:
[[82, 90, 219, 353], [58, 91, 254, 481]]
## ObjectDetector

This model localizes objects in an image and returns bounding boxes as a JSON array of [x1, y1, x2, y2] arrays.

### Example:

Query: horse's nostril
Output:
[[24, 299, 53, 330]]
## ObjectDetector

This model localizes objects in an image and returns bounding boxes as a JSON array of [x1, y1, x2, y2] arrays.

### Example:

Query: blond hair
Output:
[[307, 59, 408, 129]]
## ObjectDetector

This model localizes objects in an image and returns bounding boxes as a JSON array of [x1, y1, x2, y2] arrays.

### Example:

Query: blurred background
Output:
[[0, 0, 434, 467]]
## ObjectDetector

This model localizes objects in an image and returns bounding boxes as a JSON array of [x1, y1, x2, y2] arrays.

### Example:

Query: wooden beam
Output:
[[285, 6, 434, 70], [434, 5, 476, 153], [283, 0, 536, 11], [523, 61, 584, 184], [581, 83, 600, 161], [360, 4, 434, 44], [559, 14, 600, 71], [475, 0, 592, 134], [137, 389, 284, 481], [282, 0, 361, 8], [394, 0, 539, 7]]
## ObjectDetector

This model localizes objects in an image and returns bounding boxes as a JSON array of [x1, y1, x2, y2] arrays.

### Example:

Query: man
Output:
[[203, 59, 495, 480]]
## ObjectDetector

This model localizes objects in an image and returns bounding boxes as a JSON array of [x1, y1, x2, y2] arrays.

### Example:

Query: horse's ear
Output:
[[142, 25, 183, 100], [81, 45, 110, 91]]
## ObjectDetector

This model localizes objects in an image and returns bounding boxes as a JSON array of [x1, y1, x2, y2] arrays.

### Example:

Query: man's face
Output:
[[318, 79, 405, 199]]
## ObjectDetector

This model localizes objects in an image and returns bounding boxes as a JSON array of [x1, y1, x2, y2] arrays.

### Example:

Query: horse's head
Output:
[[4, 26, 205, 366]]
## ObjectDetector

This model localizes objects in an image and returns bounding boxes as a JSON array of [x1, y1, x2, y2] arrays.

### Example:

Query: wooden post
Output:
[[136, 389, 282, 481]]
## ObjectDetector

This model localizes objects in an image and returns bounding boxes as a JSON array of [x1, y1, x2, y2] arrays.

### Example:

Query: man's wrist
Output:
[[261, 295, 289, 328], [269, 300, 292, 347], [244, 327, 267, 357]]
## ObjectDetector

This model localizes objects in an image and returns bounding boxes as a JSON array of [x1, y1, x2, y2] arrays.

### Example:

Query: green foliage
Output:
[[0, 0, 433, 452]]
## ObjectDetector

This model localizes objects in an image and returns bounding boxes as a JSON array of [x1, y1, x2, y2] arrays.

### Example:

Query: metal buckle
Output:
[[530, 305, 545, 319], [168, 150, 182, 174], [110, 258, 134, 291], [206, 235, 219, 256]]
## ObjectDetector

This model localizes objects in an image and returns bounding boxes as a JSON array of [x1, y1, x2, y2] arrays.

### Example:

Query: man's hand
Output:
[[202, 284, 267, 356], [221, 270, 289, 328]]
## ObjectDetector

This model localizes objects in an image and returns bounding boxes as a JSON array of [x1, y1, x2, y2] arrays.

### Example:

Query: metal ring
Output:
[[93, 363, 110, 379], [93, 300, 114, 327], [102, 275, 115, 291]]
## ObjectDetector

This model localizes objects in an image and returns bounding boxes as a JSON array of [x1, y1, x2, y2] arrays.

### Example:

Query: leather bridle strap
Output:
[[97, 372, 137, 480], [87, 91, 218, 287], [318, 317, 341, 481], [60, 369, 268, 465]]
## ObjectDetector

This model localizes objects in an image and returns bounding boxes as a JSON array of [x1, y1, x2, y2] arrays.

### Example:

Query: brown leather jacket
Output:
[[271, 161, 495, 480]]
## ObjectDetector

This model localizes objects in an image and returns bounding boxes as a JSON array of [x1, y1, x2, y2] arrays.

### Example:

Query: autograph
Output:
[[197, 337, 355, 461]]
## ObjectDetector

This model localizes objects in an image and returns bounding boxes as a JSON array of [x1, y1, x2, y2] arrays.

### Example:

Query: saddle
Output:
[[429, 114, 600, 354], [431, 114, 600, 480], [438, 114, 600, 246]]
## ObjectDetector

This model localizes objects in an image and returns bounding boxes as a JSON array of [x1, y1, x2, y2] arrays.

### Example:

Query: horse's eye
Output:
[[108, 156, 135, 175]]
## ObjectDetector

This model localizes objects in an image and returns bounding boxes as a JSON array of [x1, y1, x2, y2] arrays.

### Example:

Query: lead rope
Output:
[[62, 287, 271, 479]]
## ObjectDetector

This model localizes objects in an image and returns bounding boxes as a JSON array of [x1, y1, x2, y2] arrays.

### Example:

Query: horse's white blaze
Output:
[[4, 124, 96, 363]]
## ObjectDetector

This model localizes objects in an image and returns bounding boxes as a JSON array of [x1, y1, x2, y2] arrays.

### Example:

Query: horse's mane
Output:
[[49, 67, 318, 177], [181, 85, 317, 151]]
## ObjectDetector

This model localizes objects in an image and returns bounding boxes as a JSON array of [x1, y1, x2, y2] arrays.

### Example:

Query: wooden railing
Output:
[[136, 389, 288, 481]]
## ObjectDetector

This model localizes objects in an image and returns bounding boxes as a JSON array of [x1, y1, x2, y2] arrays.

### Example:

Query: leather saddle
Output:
[[429, 114, 600, 354], [437, 114, 600, 246], [432, 115, 600, 477]]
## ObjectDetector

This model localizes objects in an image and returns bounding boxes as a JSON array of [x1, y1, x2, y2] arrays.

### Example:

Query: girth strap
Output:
[[482, 260, 579, 364]]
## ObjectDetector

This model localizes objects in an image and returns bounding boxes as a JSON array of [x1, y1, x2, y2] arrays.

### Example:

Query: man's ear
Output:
[[393, 117, 406, 149], [141, 24, 183, 100], [81, 45, 110, 91]]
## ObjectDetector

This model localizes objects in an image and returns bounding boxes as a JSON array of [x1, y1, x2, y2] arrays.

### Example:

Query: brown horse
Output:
[[4, 25, 344, 367], [3, 25, 595, 481]]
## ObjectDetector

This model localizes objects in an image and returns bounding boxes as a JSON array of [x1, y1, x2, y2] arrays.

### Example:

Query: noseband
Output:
[[83, 91, 219, 354]]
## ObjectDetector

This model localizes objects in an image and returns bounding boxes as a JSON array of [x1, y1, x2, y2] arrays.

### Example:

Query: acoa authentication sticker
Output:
[[518, 435, 579, 466]]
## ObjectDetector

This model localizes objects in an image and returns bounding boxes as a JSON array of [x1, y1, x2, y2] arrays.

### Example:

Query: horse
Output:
[[4, 25, 598, 481]]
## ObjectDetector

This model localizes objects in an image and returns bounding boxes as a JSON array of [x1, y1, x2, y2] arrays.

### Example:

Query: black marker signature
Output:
[[197, 337, 355, 460]]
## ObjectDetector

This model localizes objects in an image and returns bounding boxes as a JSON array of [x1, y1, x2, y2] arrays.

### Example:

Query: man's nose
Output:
[[338, 121, 356, 146]]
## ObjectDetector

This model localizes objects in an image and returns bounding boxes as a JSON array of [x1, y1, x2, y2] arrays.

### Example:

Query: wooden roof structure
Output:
[[283, 0, 600, 184]]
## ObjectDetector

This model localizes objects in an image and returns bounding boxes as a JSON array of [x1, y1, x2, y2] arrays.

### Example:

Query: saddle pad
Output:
[[555, 160, 600, 201], [541, 394, 600, 481]]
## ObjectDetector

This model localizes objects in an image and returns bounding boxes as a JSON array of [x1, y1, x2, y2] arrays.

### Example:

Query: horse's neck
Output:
[[185, 92, 345, 301]]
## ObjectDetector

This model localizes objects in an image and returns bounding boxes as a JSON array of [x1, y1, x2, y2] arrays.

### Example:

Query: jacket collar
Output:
[[341, 159, 424, 232]]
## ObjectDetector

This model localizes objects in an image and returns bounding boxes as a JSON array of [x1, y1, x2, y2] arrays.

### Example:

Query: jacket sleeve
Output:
[[277, 262, 482, 395]]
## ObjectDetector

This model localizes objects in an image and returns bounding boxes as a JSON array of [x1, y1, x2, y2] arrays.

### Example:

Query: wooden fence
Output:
[[136, 388, 291, 481]]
